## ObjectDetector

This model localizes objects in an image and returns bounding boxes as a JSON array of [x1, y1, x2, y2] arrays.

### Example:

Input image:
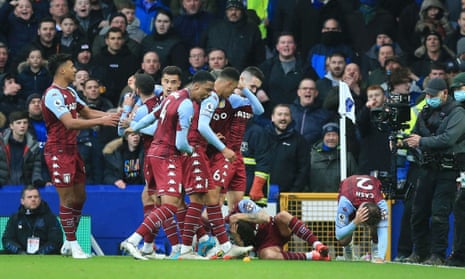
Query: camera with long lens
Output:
[[370, 93, 411, 131], [445, 57, 465, 73], [370, 93, 411, 199]]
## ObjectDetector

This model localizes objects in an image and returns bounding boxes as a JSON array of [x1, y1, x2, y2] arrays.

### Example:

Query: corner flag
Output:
[[338, 81, 356, 124]]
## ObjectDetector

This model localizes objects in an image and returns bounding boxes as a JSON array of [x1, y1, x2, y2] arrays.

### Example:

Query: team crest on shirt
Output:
[[205, 102, 216, 112], [54, 99, 62, 107], [337, 213, 346, 225], [218, 99, 226, 109]]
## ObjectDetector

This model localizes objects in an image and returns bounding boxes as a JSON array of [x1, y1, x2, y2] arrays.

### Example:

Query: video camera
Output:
[[370, 93, 412, 199], [370, 93, 411, 131]]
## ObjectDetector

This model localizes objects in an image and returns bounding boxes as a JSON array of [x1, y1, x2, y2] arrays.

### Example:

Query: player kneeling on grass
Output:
[[335, 175, 389, 263], [227, 199, 330, 260]]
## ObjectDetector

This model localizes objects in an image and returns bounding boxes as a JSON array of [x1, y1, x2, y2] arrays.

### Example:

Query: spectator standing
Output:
[[16, 48, 52, 101], [41, 53, 120, 259], [362, 29, 403, 79], [0, 0, 38, 62], [173, 0, 216, 49], [72, 0, 103, 43], [412, 31, 455, 80], [72, 43, 106, 84], [114, 0, 146, 43], [0, 111, 43, 187], [290, 78, 333, 146], [13, 18, 61, 72], [49, 0, 69, 31], [77, 78, 114, 185], [57, 14, 87, 56], [141, 9, 189, 70], [92, 12, 142, 59], [309, 123, 357, 192], [1, 185, 63, 255], [414, 0, 453, 43], [134, 0, 170, 35], [315, 52, 346, 102], [201, 0, 265, 71], [259, 33, 316, 118], [307, 18, 355, 79], [93, 27, 139, 106], [265, 104, 309, 193]]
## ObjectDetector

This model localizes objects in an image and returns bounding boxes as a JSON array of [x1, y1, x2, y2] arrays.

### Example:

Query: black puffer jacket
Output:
[[2, 201, 63, 254], [0, 129, 43, 186]]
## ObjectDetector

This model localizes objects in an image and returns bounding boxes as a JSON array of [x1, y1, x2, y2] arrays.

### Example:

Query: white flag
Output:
[[338, 81, 356, 124]]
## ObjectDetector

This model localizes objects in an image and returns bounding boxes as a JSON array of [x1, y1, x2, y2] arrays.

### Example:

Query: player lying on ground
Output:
[[227, 199, 330, 260]]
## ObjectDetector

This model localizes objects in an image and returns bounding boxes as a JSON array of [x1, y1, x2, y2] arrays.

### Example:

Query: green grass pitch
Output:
[[0, 256, 464, 279]]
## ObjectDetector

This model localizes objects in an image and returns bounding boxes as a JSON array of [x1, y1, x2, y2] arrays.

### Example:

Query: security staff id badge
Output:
[[27, 237, 40, 254]]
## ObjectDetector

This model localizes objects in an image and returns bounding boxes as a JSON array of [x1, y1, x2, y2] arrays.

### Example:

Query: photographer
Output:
[[403, 78, 465, 265]]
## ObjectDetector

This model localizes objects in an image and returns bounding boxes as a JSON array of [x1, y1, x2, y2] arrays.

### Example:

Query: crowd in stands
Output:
[[2, 0, 465, 264]]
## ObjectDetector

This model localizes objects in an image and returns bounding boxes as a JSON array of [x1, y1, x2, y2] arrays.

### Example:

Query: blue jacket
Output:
[[308, 43, 355, 79], [134, 0, 170, 34]]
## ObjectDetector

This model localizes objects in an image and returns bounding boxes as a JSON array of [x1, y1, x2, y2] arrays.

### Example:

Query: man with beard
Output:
[[265, 104, 309, 193], [316, 52, 346, 103], [307, 18, 355, 79]]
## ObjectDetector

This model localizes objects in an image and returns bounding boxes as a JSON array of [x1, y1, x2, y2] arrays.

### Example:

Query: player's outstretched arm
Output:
[[59, 112, 120, 130]]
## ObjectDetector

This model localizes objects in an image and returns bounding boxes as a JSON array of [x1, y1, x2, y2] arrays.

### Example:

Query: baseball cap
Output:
[[423, 78, 447, 96]]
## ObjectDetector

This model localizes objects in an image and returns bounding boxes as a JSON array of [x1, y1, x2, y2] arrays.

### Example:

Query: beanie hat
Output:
[[25, 93, 41, 109], [226, 0, 244, 10], [322, 122, 339, 136]]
